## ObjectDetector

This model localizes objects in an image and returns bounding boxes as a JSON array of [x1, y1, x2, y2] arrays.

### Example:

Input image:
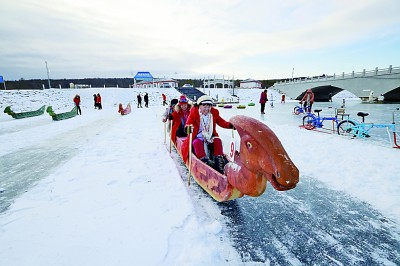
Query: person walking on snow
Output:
[[144, 93, 149, 108], [259, 89, 268, 114], [182, 95, 235, 174], [162, 93, 167, 106], [137, 94, 142, 108], [96, 93, 102, 110], [93, 94, 98, 109], [73, 94, 82, 115]]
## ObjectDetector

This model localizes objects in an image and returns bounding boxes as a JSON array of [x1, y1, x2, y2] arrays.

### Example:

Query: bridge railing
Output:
[[275, 65, 399, 85]]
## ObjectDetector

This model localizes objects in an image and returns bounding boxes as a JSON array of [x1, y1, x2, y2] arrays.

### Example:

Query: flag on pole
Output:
[[0, 76, 4, 83]]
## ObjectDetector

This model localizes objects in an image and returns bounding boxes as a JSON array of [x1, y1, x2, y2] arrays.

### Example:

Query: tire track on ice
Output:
[[0, 114, 120, 213]]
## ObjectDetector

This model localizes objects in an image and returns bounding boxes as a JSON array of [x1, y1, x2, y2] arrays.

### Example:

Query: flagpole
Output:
[[45, 61, 51, 89]]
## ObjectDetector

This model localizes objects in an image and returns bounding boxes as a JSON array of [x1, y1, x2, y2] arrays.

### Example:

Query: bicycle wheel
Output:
[[294, 106, 302, 115], [337, 120, 356, 136], [302, 114, 315, 130]]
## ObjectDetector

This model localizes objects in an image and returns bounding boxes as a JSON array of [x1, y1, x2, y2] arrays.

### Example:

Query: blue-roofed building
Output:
[[134, 72, 153, 81], [132, 71, 178, 89]]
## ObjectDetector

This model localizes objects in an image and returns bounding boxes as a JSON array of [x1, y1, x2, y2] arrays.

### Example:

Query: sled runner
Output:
[[171, 115, 299, 202], [4, 105, 45, 119], [46, 106, 77, 121]]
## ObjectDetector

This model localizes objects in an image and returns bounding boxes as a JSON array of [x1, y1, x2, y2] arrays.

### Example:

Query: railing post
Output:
[[352, 71, 354, 77], [389, 65, 392, 74], [334, 73, 336, 79], [342, 72, 344, 78], [375, 67, 378, 75], [363, 69, 366, 77]]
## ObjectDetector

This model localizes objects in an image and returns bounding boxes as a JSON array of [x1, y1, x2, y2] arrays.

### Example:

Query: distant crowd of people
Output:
[[72, 91, 170, 115]]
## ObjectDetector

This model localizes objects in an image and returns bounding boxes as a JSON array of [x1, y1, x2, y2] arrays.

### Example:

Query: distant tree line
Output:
[[3, 78, 279, 90]]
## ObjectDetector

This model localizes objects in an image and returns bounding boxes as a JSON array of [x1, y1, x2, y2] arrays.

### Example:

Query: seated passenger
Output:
[[171, 95, 192, 142], [182, 95, 234, 174], [118, 103, 124, 114], [162, 98, 178, 132]]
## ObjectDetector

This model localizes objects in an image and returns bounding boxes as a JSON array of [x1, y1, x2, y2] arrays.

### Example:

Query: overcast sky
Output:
[[1, 0, 399, 81]]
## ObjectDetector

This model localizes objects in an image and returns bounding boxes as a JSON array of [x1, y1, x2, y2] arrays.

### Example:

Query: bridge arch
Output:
[[274, 65, 400, 102]]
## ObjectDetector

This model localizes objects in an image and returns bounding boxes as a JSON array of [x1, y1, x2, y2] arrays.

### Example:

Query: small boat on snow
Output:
[[4, 105, 46, 119], [46, 106, 77, 121]]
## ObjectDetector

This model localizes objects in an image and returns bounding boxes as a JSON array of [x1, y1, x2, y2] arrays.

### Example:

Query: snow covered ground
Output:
[[0, 87, 399, 265]]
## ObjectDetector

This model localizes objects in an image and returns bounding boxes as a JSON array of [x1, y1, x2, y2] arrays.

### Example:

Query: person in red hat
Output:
[[300, 89, 314, 112], [181, 95, 235, 174], [171, 95, 192, 143]]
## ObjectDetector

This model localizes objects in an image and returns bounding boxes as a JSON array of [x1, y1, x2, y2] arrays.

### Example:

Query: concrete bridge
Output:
[[272, 65, 400, 102]]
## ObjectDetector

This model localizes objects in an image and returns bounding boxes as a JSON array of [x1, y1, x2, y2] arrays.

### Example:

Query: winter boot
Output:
[[214, 155, 226, 174], [200, 157, 215, 167]]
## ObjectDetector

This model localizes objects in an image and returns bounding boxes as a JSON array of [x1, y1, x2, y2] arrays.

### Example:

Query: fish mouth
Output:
[[267, 172, 298, 191]]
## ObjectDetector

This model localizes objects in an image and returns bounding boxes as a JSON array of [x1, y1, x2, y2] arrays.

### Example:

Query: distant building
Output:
[[203, 76, 234, 88], [69, 83, 90, 89], [240, 78, 262, 89], [133, 77, 178, 89], [132, 71, 178, 88]]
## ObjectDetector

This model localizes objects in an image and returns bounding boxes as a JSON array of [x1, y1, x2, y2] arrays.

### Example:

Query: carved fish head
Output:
[[230, 115, 299, 190]]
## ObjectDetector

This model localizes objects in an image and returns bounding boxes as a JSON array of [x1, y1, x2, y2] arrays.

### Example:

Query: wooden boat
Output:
[[237, 105, 246, 109], [118, 103, 131, 115], [46, 106, 77, 121], [172, 115, 299, 202], [223, 105, 233, 109], [4, 105, 45, 119]]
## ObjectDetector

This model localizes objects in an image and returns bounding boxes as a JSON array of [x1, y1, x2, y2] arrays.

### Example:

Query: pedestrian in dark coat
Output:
[[137, 94, 142, 108], [259, 89, 268, 114], [144, 93, 149, 108], [93, 94, 98, 109]]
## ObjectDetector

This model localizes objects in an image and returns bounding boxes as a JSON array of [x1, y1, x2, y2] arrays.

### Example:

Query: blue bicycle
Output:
[[337, 108, 400, 148], [302, 108, 341, 131], [294, 103, 311, 115]]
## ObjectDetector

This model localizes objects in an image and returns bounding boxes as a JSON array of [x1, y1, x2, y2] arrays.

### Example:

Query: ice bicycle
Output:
[[337, 108, 400, 149], [302, 107, 346, 133], [293, 103, 311, 115]]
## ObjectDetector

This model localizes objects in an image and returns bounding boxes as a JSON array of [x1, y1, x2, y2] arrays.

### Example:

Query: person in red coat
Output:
[[171, 95, 192, 143], [259, 89, 268, 114], [96, 93, 102, 110], [118, 103, 124, 114], [182, 95, 234, 174], [73, 94, 81, 115]]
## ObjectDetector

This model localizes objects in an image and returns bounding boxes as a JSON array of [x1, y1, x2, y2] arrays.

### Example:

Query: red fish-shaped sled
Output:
[[173, 115, 299, 202]]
